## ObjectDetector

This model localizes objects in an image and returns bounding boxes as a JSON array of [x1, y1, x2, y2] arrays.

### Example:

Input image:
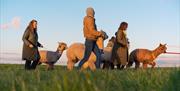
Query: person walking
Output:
[[78, 7, 103, 69], [111, 22, 129, 70], [22, 20, 43, 70]]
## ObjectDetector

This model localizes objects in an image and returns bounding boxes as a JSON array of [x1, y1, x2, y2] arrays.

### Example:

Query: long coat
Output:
[[22, 28, 41, 61], [111, 30, 129, 65]]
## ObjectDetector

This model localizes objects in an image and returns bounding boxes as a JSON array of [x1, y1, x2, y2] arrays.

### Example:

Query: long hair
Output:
[[26, 19, 37, 31], [118, 22, 128, 31]]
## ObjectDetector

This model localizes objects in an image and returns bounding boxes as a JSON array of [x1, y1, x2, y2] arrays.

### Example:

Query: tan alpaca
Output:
[[101, 37, 116, 69], [66, 31, 108, 70]]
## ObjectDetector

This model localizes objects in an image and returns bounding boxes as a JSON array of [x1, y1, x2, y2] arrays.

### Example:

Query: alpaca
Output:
[[126, 43, 167, 69], [101, 36, 115, 69], [39, 42, 67, 70], [66, 43, 96, 70], [66, 31, 108, 70]]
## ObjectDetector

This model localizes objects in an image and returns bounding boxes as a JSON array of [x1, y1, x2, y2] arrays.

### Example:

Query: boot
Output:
[[25, 60, 31, 70]]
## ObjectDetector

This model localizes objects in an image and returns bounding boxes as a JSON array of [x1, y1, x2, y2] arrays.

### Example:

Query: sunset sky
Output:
[[0, 0, 179, 66]]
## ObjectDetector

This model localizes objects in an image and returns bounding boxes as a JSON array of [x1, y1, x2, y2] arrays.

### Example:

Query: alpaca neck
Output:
[[56, 50, 63, 56], [152, 48, 161, 57], [106, 42, 114, 47]]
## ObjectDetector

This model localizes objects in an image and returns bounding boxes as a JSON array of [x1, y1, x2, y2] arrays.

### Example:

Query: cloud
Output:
[[11, 17, 21, 29], [0, 23, 10, 30], [0, 17, 21, 30]]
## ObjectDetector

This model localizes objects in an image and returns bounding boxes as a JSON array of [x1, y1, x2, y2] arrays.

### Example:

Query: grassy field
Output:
[[0, 64, 179, 91]]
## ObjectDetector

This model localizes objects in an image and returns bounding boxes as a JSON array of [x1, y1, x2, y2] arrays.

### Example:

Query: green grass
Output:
[[0, 64, 179, 91]]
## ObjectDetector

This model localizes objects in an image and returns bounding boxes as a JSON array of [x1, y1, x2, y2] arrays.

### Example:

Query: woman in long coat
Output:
[[22, 20, 43, 70], [111, 22, 129, 70]]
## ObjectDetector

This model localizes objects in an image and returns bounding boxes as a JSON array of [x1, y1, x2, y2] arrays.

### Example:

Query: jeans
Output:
[[78, 39, 101, 69]]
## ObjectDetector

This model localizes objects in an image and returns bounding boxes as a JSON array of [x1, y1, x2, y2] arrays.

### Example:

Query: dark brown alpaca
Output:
[[127, 44, 167, 69]]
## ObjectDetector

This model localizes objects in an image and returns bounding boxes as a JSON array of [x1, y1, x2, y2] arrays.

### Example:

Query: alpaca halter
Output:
[[166, 52, 180, 54], [57, 50, 63, 56]]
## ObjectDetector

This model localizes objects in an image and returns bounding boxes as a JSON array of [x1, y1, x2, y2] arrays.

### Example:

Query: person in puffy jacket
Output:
[[78, 7, 103, 69]]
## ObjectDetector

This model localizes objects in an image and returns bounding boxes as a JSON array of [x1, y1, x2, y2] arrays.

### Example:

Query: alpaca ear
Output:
[[164, 44, 167, 46], [58, 42, 62, 45], [59, 42, 67, 49], [160, 43, 162, 46], [105, 33, 109, 40]]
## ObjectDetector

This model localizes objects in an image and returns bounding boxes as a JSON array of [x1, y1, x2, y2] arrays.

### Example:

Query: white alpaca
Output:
[[101, 37, 115, 68], [39, 42, 67, 70], [66, 31, 108, 70]]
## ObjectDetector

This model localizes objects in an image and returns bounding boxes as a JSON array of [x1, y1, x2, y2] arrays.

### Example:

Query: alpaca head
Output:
[[96, 30, 109, 50], [57, 42, 68, 54], [157, 43, 167, 53], [106, 36, 116, 47], [100, 30, 108, 40]]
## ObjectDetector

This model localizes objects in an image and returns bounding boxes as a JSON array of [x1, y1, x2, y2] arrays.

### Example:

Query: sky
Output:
[[0, 0, 180, 66]]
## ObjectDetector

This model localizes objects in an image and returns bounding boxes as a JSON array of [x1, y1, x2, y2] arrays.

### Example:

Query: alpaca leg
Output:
[[143, 63, 148, 69], [120, 65, 125, 70], [46, 64, 50, 70], [47, 63, 53, 70], [150, 62, 156, 68], [135, 61, 140, 69], [81, 61, 96, 71], [38, 62, 42, 65], [101, 60, 105, 69], [126, 59, 134, 68], [89, 62, 96, 71], [67, 60, 75, 70], [82, 61, 89, 70], [102, 61, 109, 69], [117, 64, 121, 70], [110, 62, 114, 69], [127, 52, 135, 68]]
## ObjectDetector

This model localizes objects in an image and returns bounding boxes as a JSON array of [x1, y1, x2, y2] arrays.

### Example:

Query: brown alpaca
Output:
[[127, 44, 167, 69]]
